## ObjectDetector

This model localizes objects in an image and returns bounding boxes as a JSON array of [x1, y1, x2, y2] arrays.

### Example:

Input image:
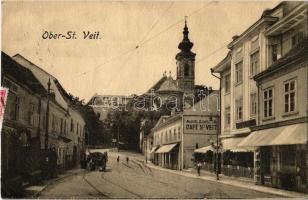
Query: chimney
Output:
[[232, 35, 239, 41]]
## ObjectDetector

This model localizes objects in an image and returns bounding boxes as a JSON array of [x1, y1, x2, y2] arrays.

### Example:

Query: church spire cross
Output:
[[183, 16, 189, 39], [178, 17, 193, 52]]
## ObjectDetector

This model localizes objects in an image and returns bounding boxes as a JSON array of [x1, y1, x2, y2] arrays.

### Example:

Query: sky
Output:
[[2, 1, 279, 102]]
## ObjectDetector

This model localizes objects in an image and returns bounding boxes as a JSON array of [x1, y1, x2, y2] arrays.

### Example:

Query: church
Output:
[[144, 19, 208, 112]]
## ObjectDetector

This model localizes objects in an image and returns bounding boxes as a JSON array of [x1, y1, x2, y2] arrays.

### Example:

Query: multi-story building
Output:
[[212, 1, 308, 192], [13, 54, 86, 169], [151, 91, 219, 170], [1, 52, 47, 196], [238, 2, 308, 192]]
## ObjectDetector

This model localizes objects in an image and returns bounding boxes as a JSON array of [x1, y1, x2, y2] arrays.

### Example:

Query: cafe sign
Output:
[[183, 115, 217, 134]]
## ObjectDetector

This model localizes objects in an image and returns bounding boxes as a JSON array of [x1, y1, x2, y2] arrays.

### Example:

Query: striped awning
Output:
[[149, 146, 159, 154], [238, 123, 307, 147], [194, 145, 214, 153], [221, 137, 253, 152], [155, 143, 178, 153]]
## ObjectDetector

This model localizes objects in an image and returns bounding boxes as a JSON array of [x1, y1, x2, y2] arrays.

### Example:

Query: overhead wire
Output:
[[75, 1, 225, 79]]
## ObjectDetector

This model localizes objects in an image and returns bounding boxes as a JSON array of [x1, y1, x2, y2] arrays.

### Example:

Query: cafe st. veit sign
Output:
[[183, 115, 217, 134]]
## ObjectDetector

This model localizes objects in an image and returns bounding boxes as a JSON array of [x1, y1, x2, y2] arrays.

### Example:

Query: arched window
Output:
[[184, 64, 190, 77]]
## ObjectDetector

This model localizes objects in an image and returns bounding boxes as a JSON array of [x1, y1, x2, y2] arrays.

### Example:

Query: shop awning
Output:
[[155, 143, 178, 153], [149, 146, 159, 154], [221, 137, 254, 152], [238, 123, 307, 147], [194, 145, 214, 153]]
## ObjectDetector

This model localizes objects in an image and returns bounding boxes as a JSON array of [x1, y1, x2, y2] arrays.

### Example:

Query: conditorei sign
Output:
[[183, 115, 217, 134]]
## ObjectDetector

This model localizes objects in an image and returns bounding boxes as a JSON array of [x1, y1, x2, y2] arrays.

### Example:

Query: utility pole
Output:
[[45, 78, 51, 150], [211, 69, 221, 180], [117, 120, 120, 152]]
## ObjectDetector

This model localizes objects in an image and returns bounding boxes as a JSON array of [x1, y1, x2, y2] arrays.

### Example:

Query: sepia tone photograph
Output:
[[1, 0, 308, 198]]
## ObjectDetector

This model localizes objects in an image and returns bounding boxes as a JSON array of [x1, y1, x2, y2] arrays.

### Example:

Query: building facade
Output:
[[151, 91, 219, 170], [212, 1, 308, 192], [1, 52, 47, 196], [13, 54, 86, 169]]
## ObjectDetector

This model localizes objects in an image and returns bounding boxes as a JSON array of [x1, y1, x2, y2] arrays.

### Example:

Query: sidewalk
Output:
[[135, 158, 308, 198], [23, 168, 85, 198]]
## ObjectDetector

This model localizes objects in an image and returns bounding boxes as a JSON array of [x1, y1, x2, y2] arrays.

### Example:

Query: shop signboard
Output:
[[183, 115, 217, 134]]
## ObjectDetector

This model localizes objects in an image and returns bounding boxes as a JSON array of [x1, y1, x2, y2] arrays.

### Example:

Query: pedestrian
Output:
[[197, 161, 202, 176], [126, 157, 129, 163], [117, 156, 120, 164]]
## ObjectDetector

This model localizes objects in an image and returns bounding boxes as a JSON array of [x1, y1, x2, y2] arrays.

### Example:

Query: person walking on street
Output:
[[126, 157, 129, 163], [197, 161, 202, 176], [117, 156, 120, 164]]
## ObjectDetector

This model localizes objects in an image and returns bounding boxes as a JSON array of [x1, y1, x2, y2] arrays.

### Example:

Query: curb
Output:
[[142, 161, 307, 198], [31, 171, 82, 198]]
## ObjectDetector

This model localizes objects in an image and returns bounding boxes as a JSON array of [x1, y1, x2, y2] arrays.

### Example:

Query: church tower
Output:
[[176, 18, 196, 95]]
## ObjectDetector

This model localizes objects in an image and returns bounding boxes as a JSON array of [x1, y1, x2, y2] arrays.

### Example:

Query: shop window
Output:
[[284, 79, 296, 113], [263, 88, 274, 118], [250, 51, 259, 76], [280, 145, 296, 172], [235, 61, 243, 84]]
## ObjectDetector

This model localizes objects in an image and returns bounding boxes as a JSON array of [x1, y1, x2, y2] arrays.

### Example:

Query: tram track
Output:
[[82, 171, 110, 198], [100, 170, 143, 198]]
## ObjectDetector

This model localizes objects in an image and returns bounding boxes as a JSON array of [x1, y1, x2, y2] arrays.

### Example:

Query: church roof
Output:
[[146, 76, 167, 94], [157, 76, 182, 93]]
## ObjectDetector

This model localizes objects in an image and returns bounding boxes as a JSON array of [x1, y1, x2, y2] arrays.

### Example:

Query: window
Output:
[[235, 61, 243, 84], [292, 32, 304, 47], [60, 118, 63, 134], [235, 98, 243, 121], [178, 126, 181, 140], [77, 123, 79, 135], [28, 103, 35, 126], [165, 131, 167, 143], [52, 114, 56, 132], [284, 80, 296, 113], [250, 93, 257, 117], [272, 44, 278, 62], [64, 120, 67, 134], [264, 88, 274, 118], [225, 107, 231, 128], [250, 51, 259, 76], [7, 93, 20, 121], [169, 130, 172, 142], [225, 74, 231, 93], [71, 119, 74, 132], [173, 129, 176, 141], [184, 64, 190, 77]]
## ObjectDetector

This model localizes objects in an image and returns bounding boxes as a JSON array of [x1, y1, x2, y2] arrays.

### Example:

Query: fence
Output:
[[222, 165, 254, 179]]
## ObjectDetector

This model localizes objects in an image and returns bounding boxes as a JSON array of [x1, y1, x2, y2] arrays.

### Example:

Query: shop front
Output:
[[238, 122, 308, 192], [221, 137, 255, 179], [154, 143, 179, 170]]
